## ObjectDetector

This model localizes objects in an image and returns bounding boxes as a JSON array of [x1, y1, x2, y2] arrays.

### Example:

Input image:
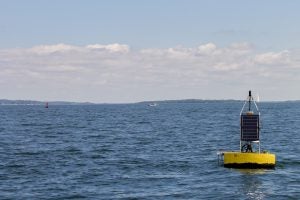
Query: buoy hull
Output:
[[223, 152, 276, 169]]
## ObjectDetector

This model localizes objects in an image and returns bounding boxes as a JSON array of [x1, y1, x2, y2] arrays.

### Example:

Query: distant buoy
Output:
[[218, 90, 276, 169]]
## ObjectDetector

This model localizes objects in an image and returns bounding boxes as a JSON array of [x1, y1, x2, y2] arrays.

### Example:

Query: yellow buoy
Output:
[[223, 152, 275, 169], [219, 90, 276, 169]]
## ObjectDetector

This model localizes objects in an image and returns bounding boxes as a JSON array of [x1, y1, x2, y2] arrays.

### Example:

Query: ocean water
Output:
[[0, 101, 299, 199]]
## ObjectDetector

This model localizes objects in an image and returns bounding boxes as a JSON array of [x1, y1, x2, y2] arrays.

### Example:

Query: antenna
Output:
[[248, 90, 251, 111]]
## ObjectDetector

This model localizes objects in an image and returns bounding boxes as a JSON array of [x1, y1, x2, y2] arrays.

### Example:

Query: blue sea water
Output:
[[0, 101, 299, 199]]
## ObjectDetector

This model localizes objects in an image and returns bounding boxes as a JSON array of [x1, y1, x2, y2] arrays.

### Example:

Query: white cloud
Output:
[[254, 50, 290, 65], [0, 43, 300, 102], [86, 43, 130, 53], [229, 42, 253, 51], [29, 43, 79, 55], [197, 43, 218, 56]]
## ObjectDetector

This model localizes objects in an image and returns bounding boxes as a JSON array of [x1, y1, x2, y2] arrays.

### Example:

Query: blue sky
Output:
[[1, 1, 300, 102], [1, 0, 299, 49]]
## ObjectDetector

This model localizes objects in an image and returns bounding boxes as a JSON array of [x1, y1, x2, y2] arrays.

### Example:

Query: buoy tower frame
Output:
[[239, 90, 261, 153]]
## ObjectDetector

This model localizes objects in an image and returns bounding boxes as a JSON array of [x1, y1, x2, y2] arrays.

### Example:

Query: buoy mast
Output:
[[248, 90, 251, 112]]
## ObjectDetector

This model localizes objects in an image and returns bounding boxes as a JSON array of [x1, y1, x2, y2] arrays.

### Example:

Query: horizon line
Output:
[[1, 98, 300, 105]]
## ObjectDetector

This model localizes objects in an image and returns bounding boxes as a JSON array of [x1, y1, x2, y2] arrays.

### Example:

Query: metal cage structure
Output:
[[239, 91, 261, 153]]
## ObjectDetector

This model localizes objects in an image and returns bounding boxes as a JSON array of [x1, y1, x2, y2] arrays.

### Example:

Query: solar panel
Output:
[[241, 114, 259, 141]]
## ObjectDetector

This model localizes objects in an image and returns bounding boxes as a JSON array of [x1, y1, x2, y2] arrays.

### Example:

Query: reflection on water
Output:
[[236, 169, 272, 175], [241, 174, 264, 200], [236, 169, 274, 200]]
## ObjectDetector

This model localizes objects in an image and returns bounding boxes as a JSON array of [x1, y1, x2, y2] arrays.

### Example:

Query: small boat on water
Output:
[[148, 103, 158, 107], [218, 90, 276, 169]]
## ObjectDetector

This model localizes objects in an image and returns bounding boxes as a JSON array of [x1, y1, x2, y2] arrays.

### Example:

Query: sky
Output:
[[1, 0, 300, 103]]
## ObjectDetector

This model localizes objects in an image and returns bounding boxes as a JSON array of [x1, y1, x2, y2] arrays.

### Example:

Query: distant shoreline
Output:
[[0, 99, 94, 106], [1, 99, 299, 105]]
